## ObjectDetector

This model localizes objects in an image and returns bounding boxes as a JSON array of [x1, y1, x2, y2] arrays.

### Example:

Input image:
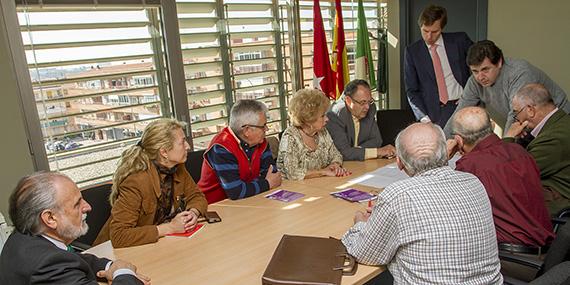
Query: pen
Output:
[[368, 200, 372, 208]]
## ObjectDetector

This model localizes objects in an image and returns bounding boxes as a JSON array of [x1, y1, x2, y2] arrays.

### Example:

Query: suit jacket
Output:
[[94, 163, 208, 248], [404, 32, 473, 123], [527, 110, 570, 200], [504, 109, 570, 214], [326, 100, 382, 161], [0, 231, 141, 285]]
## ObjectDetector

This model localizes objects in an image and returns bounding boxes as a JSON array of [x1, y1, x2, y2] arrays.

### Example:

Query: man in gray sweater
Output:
[[444, 40, 569, 137]]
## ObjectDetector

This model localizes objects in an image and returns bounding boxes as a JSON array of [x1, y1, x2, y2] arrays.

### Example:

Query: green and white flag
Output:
[[355, 0, 376, 89]]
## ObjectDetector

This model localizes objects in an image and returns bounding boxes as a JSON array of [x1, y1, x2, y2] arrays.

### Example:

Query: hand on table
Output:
[[377, 145, 396, 158], [323, 163, 352, 177], [97, 259, 151, 285], [165, 210, 198, 235]]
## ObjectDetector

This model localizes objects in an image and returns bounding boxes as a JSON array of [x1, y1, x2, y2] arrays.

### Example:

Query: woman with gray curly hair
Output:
[[277, 88, 351, 180]]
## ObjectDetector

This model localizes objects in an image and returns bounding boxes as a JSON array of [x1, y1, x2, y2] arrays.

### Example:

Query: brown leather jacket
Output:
[[94, 163, 207, 248]]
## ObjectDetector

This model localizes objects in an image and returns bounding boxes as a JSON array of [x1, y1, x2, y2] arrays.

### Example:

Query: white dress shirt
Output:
[[42, 235, 135, 279], [427, 36, 464, 101]]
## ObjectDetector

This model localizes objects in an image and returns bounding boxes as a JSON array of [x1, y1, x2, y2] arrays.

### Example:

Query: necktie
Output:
[[430, 44, 449, 104]]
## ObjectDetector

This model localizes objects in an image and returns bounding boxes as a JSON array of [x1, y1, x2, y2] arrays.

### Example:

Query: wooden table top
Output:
[[87, 159, 393, 285]]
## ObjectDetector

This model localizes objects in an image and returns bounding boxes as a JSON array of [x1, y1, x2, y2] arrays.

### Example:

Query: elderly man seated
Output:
[[198, 99, 282, 203], [0, 172, 148, 285], [448, 106, 554, 254], [505, 83, 570, 215], [342, 123, 502, 284]]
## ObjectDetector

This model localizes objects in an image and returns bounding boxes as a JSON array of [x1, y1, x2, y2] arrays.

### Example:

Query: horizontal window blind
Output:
[[17, 5, 170, 187]]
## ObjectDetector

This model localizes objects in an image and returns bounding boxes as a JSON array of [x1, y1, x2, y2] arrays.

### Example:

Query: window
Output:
[[16, 3, 171, 187], [8, 0, 386, 188]]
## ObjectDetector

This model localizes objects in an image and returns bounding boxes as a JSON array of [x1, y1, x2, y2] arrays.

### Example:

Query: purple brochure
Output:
[[330, 188, 375, 203], [265, 189, 305, 202]]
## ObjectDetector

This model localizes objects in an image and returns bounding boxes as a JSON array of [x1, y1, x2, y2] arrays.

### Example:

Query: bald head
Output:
[[395, 123, 448, 176], [451, 107, 493, 146]]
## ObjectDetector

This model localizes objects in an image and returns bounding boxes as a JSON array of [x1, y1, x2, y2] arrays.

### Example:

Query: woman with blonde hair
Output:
[[277, 88, 351, 180], [94, 118, 207, 248]]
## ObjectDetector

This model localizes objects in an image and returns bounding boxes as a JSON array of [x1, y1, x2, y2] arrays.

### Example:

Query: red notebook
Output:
[[166, 223, 205, 238]]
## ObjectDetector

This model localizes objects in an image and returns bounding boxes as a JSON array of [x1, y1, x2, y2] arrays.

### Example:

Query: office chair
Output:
[[376, 109, 416, 146], [186, 149, 206, 183], [501, 220, 570, 284], [266, 135, 280, 160], [554, 207, 570, 233], [503, 262, 570, 285], [72, 182, 113, 251]]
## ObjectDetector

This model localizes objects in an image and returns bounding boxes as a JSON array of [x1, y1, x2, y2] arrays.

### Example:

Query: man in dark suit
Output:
[[327, 79, 396, 161], [0, 172, 149, 285], [404, 5, 473, 127]]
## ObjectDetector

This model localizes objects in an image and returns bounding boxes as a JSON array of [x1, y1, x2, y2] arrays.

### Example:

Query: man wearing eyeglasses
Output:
[[443, 40, 569, 138], [327, 79, 396, 161], [199, 100, 282, 203], [504, 84, 570, 215]]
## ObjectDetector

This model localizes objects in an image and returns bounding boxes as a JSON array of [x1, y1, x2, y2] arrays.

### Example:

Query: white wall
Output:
[[0, 3, 35, 221], [488, 0, 570, 94], [386, 0, 401, 109]]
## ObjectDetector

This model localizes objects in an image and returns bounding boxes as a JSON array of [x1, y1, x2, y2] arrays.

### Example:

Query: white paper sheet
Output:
[[352, 155, 461, 189]]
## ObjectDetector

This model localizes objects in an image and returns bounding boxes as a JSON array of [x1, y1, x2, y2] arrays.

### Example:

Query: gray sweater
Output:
[[444, 58, 569, 137]]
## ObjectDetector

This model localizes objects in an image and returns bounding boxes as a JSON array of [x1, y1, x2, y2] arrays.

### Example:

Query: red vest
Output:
[[198, 127, 268, 204]]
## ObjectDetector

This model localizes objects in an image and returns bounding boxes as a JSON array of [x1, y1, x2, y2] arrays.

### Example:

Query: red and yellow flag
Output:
[[313, 0, 335, 100], [332, 0, 348, 100]]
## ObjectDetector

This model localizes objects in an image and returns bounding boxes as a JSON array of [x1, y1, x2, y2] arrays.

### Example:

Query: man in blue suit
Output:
[[404, 5, 473, 127]]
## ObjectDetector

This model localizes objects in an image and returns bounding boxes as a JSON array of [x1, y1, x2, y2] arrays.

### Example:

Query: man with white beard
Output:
[[0, 172, 149, 285]]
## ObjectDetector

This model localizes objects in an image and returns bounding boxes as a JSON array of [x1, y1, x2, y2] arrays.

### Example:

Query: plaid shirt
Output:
[[342, 166, 503, 285]]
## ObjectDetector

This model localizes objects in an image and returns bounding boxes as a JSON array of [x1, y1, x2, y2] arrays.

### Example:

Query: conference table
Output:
[[87, 159, 393, 285]]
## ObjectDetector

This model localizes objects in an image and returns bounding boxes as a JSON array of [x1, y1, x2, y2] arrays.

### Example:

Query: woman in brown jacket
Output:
[[94, 119, 208, 248]]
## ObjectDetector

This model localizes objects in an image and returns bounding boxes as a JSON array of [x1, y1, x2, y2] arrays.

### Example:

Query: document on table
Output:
[[352, 154, 461, 189]]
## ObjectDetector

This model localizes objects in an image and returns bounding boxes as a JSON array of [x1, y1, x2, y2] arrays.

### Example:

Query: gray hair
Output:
[[451, 108, 493, 145], [9, 172, 69, 235], [395, 123, 448, 176], [514, 83, 554, 107], [229, 99, 268, 134]]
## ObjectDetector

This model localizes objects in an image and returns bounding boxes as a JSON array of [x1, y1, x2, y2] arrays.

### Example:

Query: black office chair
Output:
[[71, 182, 113, 251], [557, 207, 570, 219], [504, 262, 570, 285], [554, 207, 570, 233], [501, 219, 570, 284], [186, 149, 205, 183], [376, 109, 417, 146], [266, 135, 280, 160]]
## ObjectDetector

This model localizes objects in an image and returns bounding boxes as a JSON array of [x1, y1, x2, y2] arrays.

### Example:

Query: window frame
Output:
[[3, 0, 387, 187]]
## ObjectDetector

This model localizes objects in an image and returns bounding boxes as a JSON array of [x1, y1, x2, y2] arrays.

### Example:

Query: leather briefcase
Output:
[[262, 234, 357, 285]]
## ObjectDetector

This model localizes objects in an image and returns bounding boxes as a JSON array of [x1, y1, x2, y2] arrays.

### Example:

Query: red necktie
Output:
[[430, 44, 449, 104]]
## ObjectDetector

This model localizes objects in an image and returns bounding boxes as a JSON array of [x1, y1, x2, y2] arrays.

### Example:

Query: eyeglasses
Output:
[[242, 123, 268, 130], [511, 105, 528, 123], [351, 98, 375, 106]]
